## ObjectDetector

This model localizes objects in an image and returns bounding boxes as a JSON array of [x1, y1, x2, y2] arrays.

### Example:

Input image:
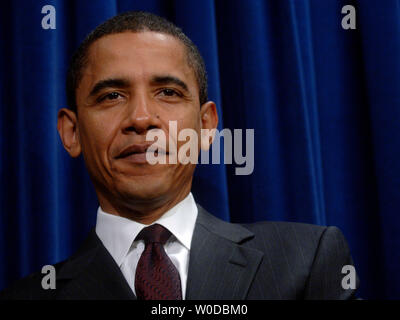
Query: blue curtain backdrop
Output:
[[0, 0, 399, 299]]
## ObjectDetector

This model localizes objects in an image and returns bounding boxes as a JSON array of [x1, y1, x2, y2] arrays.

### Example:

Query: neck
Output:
[[97, 186, 191, 225]]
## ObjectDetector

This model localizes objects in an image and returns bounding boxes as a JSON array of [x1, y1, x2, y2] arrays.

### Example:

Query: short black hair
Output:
[[66, 11, 208, 112]]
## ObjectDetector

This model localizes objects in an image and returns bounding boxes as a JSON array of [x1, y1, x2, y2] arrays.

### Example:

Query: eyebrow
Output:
[[150, 75, 189, 93], [89, 78, 131, 97], [88, 75, 190, 98]]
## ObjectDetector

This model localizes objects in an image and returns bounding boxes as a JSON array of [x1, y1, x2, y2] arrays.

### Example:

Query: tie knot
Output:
[[136, 224, 172, 245]]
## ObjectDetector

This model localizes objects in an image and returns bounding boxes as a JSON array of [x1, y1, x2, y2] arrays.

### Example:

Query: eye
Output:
[[159, 88, 181, 97], [98, 91, 122, 102], [105, 92, 121, 100]]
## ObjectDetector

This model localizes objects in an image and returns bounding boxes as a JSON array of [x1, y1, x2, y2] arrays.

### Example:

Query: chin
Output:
[[116, 177, 171, 202]]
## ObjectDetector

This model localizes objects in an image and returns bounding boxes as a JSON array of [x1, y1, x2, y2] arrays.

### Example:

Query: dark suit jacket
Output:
[[0, 205, 359, 300]]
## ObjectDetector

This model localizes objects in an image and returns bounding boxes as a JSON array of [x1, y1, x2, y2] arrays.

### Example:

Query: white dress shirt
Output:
[[95, 192, 198, 299]]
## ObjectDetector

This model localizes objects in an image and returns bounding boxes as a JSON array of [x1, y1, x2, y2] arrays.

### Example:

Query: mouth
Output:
[[116, 143, 168, 164]]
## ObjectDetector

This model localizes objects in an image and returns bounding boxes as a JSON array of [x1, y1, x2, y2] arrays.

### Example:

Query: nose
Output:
[[122, 93, 160, 135]]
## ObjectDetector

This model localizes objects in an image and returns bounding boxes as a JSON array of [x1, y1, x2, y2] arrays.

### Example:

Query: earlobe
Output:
[[57, 108, 82, 158], [200, 101, 218, 151]]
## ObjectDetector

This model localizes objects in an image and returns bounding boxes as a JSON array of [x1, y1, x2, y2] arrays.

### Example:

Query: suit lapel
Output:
[[56, 229, 136, 300], [54, 206, 263, 300], [186, 206, 263, 300]]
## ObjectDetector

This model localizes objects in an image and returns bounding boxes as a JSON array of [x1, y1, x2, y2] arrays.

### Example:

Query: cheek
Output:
[[174, 119, 202, 163], [166, 114, 200, 148], [79, 115, 117, 160]]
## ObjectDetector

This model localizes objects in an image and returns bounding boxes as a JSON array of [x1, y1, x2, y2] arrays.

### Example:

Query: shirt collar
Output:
[[95, 192, 198, 267]]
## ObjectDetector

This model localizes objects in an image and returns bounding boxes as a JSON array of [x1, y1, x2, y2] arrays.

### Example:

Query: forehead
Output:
[[81, 31, 197, 90]]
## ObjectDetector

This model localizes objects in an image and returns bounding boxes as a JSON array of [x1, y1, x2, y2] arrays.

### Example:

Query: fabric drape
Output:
[[1, 0, 399, 299]]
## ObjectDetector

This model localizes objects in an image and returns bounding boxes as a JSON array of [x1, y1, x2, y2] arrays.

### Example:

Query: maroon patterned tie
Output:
[[135, 224, 182, 300]]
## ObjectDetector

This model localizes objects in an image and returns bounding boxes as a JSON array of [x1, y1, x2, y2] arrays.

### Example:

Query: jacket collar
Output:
[[54, 204, 263, 300]]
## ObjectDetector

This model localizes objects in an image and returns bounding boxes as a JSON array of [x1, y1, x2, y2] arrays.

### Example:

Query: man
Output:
[[0, 11, 359, 300]]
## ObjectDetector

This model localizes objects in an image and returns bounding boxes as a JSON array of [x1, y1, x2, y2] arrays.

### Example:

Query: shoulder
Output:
[[242, 220, 358, 299], [0, 261, 67, 300], [196, 204, 347, 252], [243, 220, 335, 244], [0, 229, 101, 300], [243, 220, 328, 236], [242, 220, 349, 257]]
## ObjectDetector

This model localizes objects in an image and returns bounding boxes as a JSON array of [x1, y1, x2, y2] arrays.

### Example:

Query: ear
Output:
[[199, 101, 218, 151], [57, 108, 82, 158]]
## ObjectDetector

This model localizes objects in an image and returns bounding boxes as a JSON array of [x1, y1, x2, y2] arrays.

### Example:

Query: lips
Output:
[[116, 143, 168, 162], [116, 143, 152, 159]]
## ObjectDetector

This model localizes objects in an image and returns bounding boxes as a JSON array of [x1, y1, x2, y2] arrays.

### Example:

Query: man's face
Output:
[[60, 31, 216, 215]]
